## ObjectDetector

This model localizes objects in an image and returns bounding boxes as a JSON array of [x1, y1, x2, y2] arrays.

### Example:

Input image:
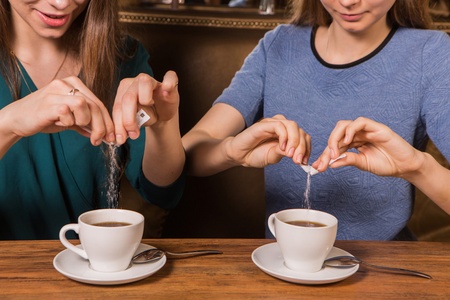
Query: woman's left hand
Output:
[[112, 71, 179, 144], [312, 117, 421, 177]]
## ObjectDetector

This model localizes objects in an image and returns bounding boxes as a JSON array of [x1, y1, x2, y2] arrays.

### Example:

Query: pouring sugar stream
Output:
[[300, 154, 346, 210], [102, 109, 150, 208]]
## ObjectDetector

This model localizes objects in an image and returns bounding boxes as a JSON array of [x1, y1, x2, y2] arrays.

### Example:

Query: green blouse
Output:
[[0, 39, 184, 240]]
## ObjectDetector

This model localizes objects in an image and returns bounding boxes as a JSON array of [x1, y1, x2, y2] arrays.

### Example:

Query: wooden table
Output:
[[0, 239, 448, 298]]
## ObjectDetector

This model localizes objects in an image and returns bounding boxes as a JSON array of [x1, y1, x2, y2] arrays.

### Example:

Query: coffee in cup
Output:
[[59, 209, 144, 272], [268, 209, 337, 273]]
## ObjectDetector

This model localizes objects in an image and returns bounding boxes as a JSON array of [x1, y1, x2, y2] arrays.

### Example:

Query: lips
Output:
[[339, 12, 364, 22], [36, 10, 70, 27]]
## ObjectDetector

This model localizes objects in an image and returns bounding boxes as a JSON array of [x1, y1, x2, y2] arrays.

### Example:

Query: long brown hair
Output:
[[0, 0, 123, 109], [289, 0, 432, 29]]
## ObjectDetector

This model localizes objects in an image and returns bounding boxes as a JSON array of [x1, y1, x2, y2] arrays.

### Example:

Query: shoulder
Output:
[[120, 35, 149, 60], [118, 35, 153, 78], [260, 24, 312, 53], [263, 24, 311, 41], [394, 27, 449, 50]]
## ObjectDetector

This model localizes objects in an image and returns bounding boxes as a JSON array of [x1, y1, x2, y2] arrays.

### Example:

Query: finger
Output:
[[137, 73, 157, 107], [62, 78, 115, 144], [53, 103, 76, 127], [302, 133, 312, 164], [329, 151, 365, 170], [312, 146, 333, 172], [283, 120, 302, 158], [113, 78, 133, 144], [157, 70, 178, 98], [137, 74, 157, 127], [71, 92, 113, 146], [327, 120, 353, 159], [122, 89, 139, 139], [261, 115, 290, 151], [84, 101, 108, 146], [121, 82, 140, 140], [293, 130, 311, 165]]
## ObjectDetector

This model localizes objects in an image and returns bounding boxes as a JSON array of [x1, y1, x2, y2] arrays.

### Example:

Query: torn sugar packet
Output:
[[136, 109, 150, 127], [329, 154, 347, 165], [300, 164, 319, 175], [300, 154, 347, 175]]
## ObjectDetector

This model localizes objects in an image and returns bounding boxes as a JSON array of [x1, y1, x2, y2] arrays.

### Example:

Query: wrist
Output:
[[0, 114, 22, 159], [223, 136, 242, 168], [400, 150, 430, 184]]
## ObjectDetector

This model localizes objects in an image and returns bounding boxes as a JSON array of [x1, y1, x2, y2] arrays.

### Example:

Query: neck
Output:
[[323, 20, 392, 65]]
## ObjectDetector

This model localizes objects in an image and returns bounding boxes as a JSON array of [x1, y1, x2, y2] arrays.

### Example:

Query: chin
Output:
[[38, 28, 69, 39], [336, 21, 371, 34]]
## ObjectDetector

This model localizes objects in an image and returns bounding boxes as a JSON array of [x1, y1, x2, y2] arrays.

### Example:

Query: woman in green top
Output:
[[0, 0, 185, 239]]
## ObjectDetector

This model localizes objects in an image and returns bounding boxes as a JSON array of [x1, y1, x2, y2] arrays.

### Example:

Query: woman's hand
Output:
[[312, 117, 423, 178], [0, 76, 115, 146], [227, 115, 311, 168], [112, 71, 179, 144]]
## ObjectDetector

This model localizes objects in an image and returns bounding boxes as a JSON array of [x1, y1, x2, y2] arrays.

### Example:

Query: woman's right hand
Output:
[[227, 114, 311, 168], [0, 76, 115, 146]]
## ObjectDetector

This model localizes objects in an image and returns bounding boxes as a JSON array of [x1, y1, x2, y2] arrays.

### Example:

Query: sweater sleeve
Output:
[[420, 31, 450, 161], [213, 26, 285, 127], [121, 38, 185, 210]]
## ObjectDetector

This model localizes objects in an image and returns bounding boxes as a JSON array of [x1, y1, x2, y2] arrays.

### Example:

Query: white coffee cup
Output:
[[59, 209, 144, 273], [268, 209, 337, 273]]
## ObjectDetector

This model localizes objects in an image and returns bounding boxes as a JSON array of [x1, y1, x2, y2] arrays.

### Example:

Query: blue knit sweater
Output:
[[215, 25, 450, 240]]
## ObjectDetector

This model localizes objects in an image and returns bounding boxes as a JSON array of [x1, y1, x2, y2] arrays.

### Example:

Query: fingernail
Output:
[[128, 131, 138, 139], [318, 162, 324, 170], [116, 135, 125, 144], [108, 133, 115, 142], [330, 148, 335, 158], [344, 135, 350, 144], [287, 148, 294, 157], [296, 154, 303, 164], [281, 142, 286, 151]]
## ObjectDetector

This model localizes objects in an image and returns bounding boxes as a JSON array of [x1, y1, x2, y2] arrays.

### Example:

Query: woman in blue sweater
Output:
[[182, 0, 449, 240], [0, 0, 185, 239]]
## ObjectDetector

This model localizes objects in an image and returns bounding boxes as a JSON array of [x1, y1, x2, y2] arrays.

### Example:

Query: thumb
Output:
[[329, 152, 366, 170], [159, 70, 179, 96]]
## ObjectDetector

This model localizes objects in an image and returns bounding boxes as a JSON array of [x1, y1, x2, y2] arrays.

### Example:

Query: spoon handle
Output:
[[360, 260, 432, 279], [165, 250, 223, 258], [325, 256, 432, 279]]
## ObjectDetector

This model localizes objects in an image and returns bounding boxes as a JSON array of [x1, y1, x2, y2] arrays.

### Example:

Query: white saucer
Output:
[[53, 243, 166, 285], [252, 243, 358, 285]]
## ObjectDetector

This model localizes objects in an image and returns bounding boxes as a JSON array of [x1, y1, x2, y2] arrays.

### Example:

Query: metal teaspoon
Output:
[[323, 255, 432, 279], [132, 248, 223, 264]]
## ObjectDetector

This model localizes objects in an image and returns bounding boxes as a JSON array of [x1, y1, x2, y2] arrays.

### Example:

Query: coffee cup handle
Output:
[[59, 224, 89, 260], [268, 213, 277, 238]]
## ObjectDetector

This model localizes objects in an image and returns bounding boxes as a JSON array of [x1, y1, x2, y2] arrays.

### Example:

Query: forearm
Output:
[[184, 133, 240, 177], [142, 117, 185, 186], [0, 112, 21, 160], [403, 152, 450, 214]]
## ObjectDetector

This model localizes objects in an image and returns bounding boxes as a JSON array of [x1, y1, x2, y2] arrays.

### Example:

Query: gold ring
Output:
[[68, 88, 79, 96]]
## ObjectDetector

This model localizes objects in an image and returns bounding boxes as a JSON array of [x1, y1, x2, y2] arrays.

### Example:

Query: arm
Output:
[[113, 71, 185, 187], [182, 103, 311, 176], [313, 117, 450, 214], [182, 103, 246, 176]]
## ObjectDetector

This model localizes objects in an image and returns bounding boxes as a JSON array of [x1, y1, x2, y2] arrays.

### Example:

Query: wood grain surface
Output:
[[0, 239, 448, 299]]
